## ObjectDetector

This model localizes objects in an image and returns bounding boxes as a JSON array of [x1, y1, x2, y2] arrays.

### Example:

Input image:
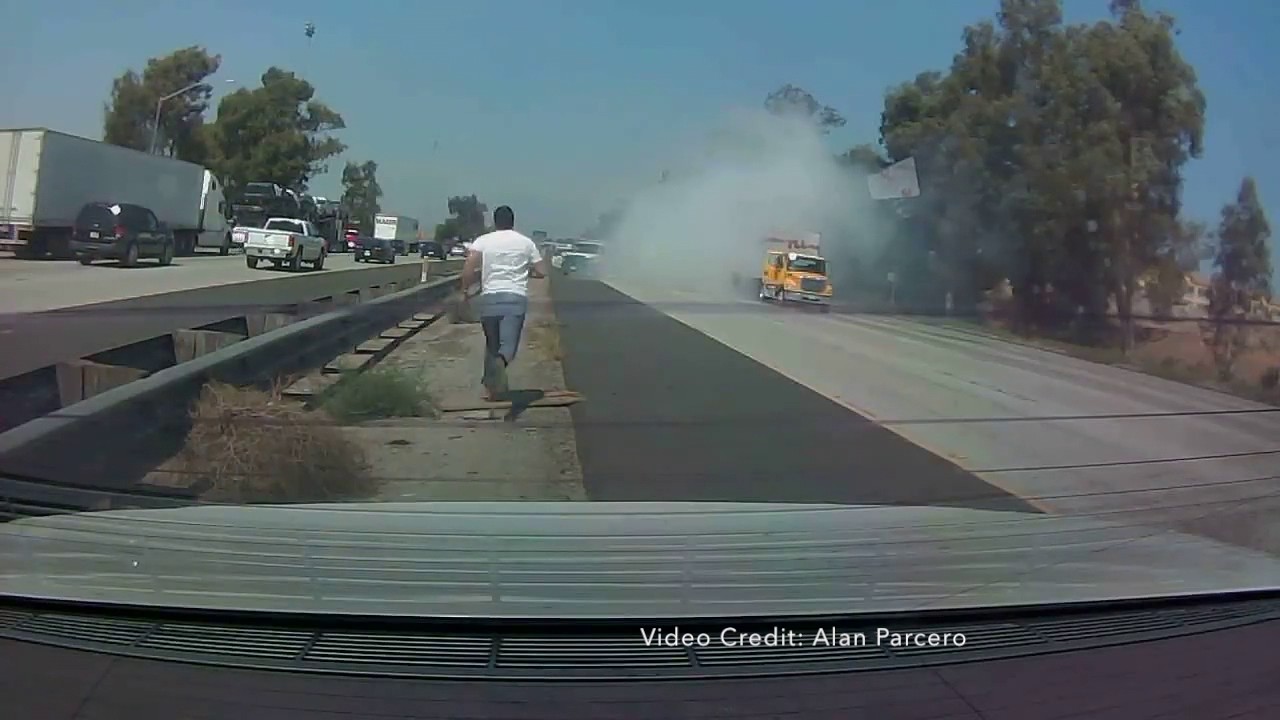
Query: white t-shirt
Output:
[[471, 229, 540, 297]]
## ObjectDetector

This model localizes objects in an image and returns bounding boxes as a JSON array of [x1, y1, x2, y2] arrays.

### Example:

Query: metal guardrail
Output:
[[0, 272, 463, 518]]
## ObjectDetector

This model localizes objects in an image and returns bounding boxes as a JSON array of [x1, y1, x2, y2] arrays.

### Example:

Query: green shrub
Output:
[[322, 368, 433, 423]]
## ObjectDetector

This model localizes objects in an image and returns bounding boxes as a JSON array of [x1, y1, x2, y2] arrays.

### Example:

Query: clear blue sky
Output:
[[3, 0, 1278, 251]]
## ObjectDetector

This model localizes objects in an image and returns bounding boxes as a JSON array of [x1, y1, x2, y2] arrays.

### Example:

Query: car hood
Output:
[[1, 502, 1277, 620]]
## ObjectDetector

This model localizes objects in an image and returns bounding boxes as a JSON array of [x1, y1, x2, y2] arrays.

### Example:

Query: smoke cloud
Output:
[[598, 108, 891, 300]]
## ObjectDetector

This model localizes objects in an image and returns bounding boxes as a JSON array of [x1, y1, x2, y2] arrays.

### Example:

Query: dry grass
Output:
[[164, 381, 379, 504], [977, 310, 1280, 406]]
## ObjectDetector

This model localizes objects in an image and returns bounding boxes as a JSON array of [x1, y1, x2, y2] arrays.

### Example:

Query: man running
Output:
[[460, 205, 547, 400]]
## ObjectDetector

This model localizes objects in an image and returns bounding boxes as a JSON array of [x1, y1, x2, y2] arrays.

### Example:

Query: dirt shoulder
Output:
[[346, 278, 586, 501]]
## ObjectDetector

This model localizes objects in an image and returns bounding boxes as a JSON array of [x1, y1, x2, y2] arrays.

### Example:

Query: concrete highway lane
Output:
[[0, 254, 426, 381], [550, 275, 1033, 511], [0, 251, 380, 314], [597, 273, 1280, 557]]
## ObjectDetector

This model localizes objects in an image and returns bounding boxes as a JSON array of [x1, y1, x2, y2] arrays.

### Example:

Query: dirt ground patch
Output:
[[1130, 322, 1280, 388], [345, 279, 586, 501], [143, 382, 379, 504], [978, 313, 1280, 404]]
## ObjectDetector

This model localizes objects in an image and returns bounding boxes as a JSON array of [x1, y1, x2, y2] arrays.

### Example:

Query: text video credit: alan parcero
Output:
[[641, 626, 968, 649]]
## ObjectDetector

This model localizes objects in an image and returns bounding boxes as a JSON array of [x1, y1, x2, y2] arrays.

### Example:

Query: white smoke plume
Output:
[[598, 107, 891, 299]]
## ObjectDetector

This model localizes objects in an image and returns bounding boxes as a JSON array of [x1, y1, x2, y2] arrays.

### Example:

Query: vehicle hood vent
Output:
[[1, 597, 1276, 680]]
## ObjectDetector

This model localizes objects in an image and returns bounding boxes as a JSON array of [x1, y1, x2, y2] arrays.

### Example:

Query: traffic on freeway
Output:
[[2, 3, 1279, 719]]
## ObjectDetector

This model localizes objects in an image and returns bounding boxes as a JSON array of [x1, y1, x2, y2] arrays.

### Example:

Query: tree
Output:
[[1145, 218, 1207, 317], [869, 0, 1205, 343], [103, 46, 222, 161], [1214, 177, 1273, 301], [433, 218, 459, 242], [340, 161, 382, 234], [1203, 177, 1273, 380], [763, 84, 846, 133], [839, 143, 888, 171], [445, 195, 489, 241], [205, 67, 346, 193]]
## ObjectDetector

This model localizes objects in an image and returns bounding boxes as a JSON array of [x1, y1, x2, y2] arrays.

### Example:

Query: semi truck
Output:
[[373, 213, 420, 255], [231, 182, 299, 229], [0, 128, 235, 258]]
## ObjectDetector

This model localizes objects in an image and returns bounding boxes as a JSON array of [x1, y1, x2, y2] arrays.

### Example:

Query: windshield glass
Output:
[[788, 256, 825, 274], [2, 0, 1278, 621], [242, 183, 275, 197], [264, 219, 305, 233]]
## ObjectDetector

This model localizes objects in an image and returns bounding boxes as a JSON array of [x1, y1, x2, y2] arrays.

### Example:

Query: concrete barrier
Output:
[[0, 274, 462, 517]]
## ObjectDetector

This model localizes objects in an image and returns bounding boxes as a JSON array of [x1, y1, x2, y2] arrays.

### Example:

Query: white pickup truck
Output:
[[236, 217, 327, 271]]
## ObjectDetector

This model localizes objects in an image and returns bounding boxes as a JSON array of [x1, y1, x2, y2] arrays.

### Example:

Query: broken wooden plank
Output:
[[323, 353, 375, 374], [412, 312, 437, 322], [281, 373, 342, 398], [380, 327, 412, 339], [437, 391, 583, 413], [356, 337, 395, 354], [397, 319, 426, 330]]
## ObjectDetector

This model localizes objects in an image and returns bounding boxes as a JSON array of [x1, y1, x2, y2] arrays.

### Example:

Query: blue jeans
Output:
[[479, 292, 528, 393]]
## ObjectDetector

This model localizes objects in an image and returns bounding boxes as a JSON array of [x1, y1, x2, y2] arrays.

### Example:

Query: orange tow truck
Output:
[[756, 232, 833, 312]]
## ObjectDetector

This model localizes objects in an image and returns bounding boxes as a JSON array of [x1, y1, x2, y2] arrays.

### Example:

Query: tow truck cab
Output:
[[758, 234, 833, 312]]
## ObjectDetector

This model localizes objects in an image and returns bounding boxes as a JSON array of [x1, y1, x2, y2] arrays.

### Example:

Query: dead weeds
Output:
[[164, 382, 379, 504]]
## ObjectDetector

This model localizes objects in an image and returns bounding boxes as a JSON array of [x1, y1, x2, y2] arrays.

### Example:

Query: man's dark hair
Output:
[[493, 205, 515, 230]]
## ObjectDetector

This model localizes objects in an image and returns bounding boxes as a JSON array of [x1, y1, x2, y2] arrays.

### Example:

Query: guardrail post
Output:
[[172, 330, 245, 364], [55, 360, 148, 407]]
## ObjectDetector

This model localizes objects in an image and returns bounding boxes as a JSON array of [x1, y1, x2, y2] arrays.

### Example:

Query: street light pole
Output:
[[150, 79, 235, 155], [151, 83, 202, 155]]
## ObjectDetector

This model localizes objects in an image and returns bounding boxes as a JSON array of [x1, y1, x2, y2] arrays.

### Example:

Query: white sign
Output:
[[868, 157, 921, 200]]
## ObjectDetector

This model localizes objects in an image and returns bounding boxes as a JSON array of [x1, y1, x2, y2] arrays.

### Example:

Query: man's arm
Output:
[[527, 240, 548, 279], [461, 247, 482, 294]]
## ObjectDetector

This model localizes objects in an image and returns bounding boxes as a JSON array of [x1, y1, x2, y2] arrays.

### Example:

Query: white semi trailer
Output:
[[0, 128, 234, 259], [373, 213, 420, 255]]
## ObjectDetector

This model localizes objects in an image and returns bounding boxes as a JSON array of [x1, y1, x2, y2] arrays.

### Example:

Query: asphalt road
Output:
[[0, 251, 411, 314], [0, 254, 433, 381], [598, 272, 1280, 557], [550, 274, 1032, 511]]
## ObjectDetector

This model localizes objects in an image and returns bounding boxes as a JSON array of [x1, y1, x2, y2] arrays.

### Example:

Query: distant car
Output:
[[448, 243, 468, 258], [560, 241, 602, 276], [420, 241, 446, 260], [71, 202, 176, 268], [355, 236, 396, 264]]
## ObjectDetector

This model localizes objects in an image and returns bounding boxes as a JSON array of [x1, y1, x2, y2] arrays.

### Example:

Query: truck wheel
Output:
[[313, 250, 325, 270], [158, 241, 174, 266], [120, 242, 139, 268], [77, 255, 93, 266], [246, 256, 259, 269], [289, 253, 302, 272], [49, 234, 73, 260], [219, 235, 231, 256]]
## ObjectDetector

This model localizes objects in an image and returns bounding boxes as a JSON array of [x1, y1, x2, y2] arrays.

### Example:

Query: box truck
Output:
[[0, 128, 234, 259], [373, 213, 420, 255]]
